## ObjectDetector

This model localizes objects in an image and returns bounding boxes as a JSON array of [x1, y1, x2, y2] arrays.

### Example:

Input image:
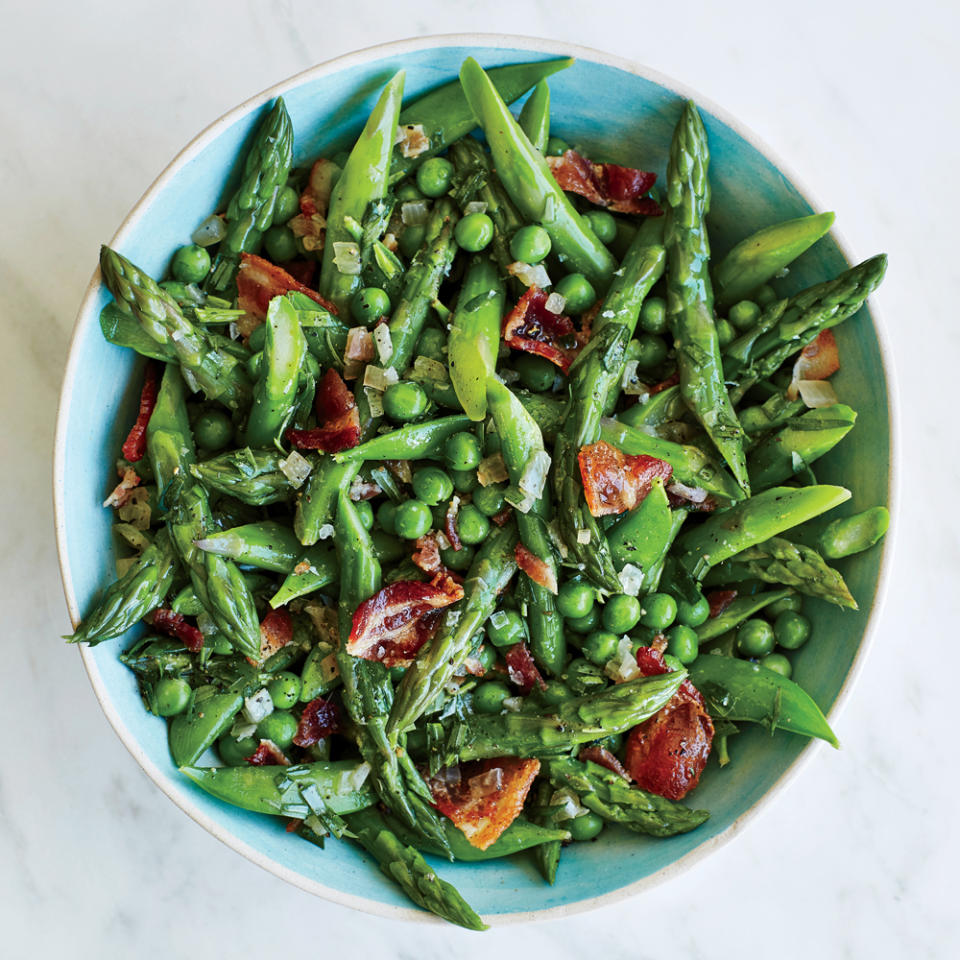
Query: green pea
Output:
[[554, 273, 596, 314], [194, 409, 234, 452], [640, 593, 677, 631], [634, 333, 669, 370], [582, 630, 619, 667], [267, 672, 301, 710], [473, 643, 496, 674], [417, 326, 447, 361], [472, 484, 505, 517], [737, 405, 770, 433], [728, 299, 761, 331], [676, 593, 710, 628], [454, 212, 495, 252], [450, 468, 479, 493], [399, 224, 426, 259], [565, 607, 601, 635], [760, 652, 792, 677], [256, 710, 298, 751], [583, 210, 617, 244], [773, 611, 811, 650], [765, 595, 802, 618], [513, 352, 557, 392], [264, 225, 298, 263], [394, 499, 433, 540], [473, 681, 511, 714], [412, 466, 454, 506], [353, 499, 375, 531], [716, 317, 736, 349], [557, 580, 596, 620], [440, 543, 475, 571], [444, 431, 482, 471], [564, 657, 607, 694], [736, 618, 776, 657], [372, 529, 406, 564], [665, 625, 699, 665], [639, 296, 669, 335], [752, 283, 778, 307], [487, 609, 526, 648], [568, 813, 605, 842], [416, 157, 454, 198], [376, 501, 398, 535], [602, 594, 642, 634], [247, 322, 268, 353], [274, 184, 300, 223], [396, 182, 424, 202], [383, 380, 429, 422], [171, 244, 211, 284], [540, 680, 575, 706], [155, 677, 191, 717], [351, 286, 392, 325], [218, 734, 257, 766], [456, 504, 490, 545], [509, 224, 552, 263], [546, 137, 570, 157]]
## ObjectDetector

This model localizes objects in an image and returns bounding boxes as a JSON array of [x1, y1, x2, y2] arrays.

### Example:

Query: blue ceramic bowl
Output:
[[54, 35, 895, 924]]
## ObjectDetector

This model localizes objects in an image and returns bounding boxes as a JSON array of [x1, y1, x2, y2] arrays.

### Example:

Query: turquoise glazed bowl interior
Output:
[[55, 35, 893, 924]]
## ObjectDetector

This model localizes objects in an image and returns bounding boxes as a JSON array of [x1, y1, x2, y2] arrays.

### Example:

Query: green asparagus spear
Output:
[[818, 506, 890, 559], [190, 447, 296, 506], [268, 546, 339, 607], [531, 779, 562, 884], [518, 79, 551, 153], [294, 458, 360, 545], [193, 521, 304, 573]]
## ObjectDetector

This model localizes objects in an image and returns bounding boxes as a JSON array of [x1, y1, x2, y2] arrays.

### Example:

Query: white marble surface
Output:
[[2, 1, 956, 956]]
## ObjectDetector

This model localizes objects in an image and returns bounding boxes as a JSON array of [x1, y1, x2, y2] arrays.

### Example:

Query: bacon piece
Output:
[[259, 608, 293, 661], [236, 253, 338, 321], [706, 589, 738, 619], [578, 441, 673, 517], [578, 745, 631, 782], [283, 260, 317, 286], [788, 330, 840, 400], [428, 757, 540, 850], [444, 497, 463, 552], [412, 533, 442, 574], [624, 646, 714, 800], [293, 697, 341, 748], [103, 466, 141, 509], [546, 149, 661, 216], [384, 459, 412, 484], [491, 507, 513, 527], [514, 543, 558, 594], [345, 326, 375, 362], [347, 576, 464, 667], [288, 159, 337, 253], [286, 369, 361, 453], [666, 487, 717, 513], [349, 479, 381, 502], [121, 361, 160, 462], [504, 642, 547, 693], [649, 372, 680, 395], [151, 608, 204, 653], [502, 286, 585, 373], [246, 740, 290, 766]]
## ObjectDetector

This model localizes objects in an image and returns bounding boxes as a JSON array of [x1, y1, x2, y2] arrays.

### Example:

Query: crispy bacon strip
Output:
[[444, 497, 463, 552], [649, 372, 680, 395], [103, 466, 141, 509], [152, 608, 204, 653], [283, 260, 317, 286], [578, 441, 673, 517], [706, 589, 738, 619], [624, 646, 714, 800], [491, 507, 513, 527], [293, 697, 341, 747], [504, 642, 547, 694], [259, 608, 293, 661], [287, 158, 337, 254], [546, 149, 661, 215], [514, 543, 558, 594], [286, 369, 360, 453], [428, 757, 540, 850], [412, 533, 442, 574], [578, 745, 631, 781], [121, 361, 160, 462], [502, 286, 584, 373], [788, 329, 840, 400], [236, 253, 338, 321], [246, 740, 290, 766], [347, 575, 464, 667]]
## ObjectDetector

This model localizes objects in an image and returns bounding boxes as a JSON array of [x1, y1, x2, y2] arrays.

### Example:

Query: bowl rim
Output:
[[53, 31, 899, 927]]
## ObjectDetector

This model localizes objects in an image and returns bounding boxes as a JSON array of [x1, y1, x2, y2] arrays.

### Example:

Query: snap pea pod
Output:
[[618, 384, 687, 431], [459, 58, 616, 288], [435, 671, 686, 765], [389, 524, 519, 738], [703, 535, 857, 609], [679, 484, 851, 578], [390, 57, 573, 183], [486, 378, 564, 675], [385, 198, 459, 373], [333, 415, 472, 463], [320, 71, 405, 315], [818, 506, 890, 559], [689, 653, 839, 747], [449, 256, 504, 420], [345, 808, 486, 931], [738, 391, 806, 440], [640, 510, 688, 594], [193, 521, 304, 573], [606, 477, 673, 572], [189, 447, 295, 506], [294, 458, 360, 545], [747, 404, 857, 490], [299, 640, 341, 700], [514, 389, 565, 443], [100, 246, 251, 410], [244, 296, 306, 447], [180, 760, 377, 817], [531, 780, 562, 884], [713, 211, 835, 308], [546, 758, 709, 837], [518, 79, 551, 153], [695, 588, 793, 642], [268, 546, 339, 607], [169, 688, 244, 767], [663, 101, 749, 494], [599, 417, 744, 501], [727, 254, 887, 404], [67, 529, 177, 645], [207, 98, 294, 293]]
